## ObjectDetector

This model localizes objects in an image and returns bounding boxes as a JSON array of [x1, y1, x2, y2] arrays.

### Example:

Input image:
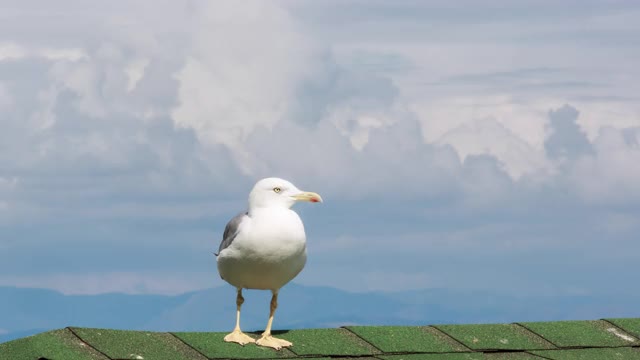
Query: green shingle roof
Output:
[[1, 318, 639, 360]]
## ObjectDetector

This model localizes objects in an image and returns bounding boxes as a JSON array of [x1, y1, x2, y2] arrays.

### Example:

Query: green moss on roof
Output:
[[346, 325, 469, 353], [2, 318, 640, 360], [530, 347, 640, 360], [433, 323, 554, 351], [0, 328, 109, 360], [518, 320, 639, 348], [71, 327, 207, 360], [273, 328, 380, 356]]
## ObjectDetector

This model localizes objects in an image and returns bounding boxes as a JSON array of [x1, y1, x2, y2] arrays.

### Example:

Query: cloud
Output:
[[437, 118, 547, 179], [569, 126, 640, 203], [0, 42, 27, 61], [545, 104, 594, 163], [0, 42, 87, 62], [0, 0, 639, 297], [171, 1, 319, 171], [538, 105, 640, 204]]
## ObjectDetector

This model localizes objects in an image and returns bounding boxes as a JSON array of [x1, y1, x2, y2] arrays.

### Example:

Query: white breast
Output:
[[217, 207, 308, 290]]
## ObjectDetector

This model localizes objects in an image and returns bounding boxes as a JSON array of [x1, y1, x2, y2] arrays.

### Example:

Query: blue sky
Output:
[[0, 0, 639, 297]]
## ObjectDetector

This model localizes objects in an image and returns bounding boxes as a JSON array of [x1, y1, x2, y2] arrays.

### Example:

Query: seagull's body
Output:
[[217, 207, 307, 290], [216, 178, 322, 350]]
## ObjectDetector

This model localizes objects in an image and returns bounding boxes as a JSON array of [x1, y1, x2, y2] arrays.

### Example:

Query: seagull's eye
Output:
[[273, 187, 281, 193]]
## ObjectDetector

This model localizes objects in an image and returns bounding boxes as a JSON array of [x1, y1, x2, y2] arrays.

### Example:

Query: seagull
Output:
[[216, 177, 322, 350]]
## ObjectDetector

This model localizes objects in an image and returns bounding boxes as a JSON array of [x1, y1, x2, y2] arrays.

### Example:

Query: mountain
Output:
[[2, 284, 639, 343]]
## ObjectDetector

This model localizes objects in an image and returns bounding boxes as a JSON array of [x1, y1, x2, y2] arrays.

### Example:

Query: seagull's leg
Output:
[[256, 290, 293, 350], [223, 288, 256, 345]]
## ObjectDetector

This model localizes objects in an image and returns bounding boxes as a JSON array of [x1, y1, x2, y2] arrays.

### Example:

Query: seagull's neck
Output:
[[248, 205, 295, 217]]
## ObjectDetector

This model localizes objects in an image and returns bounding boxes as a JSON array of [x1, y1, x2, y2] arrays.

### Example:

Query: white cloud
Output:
[[1, 1, 638, 209], [414, 95, 551, 148], [125, 58, 149, 92], [436, 118, 548, 179], [329, 109, 395, 151], [573, 100, 640, 141], [0, 42, 88, 62], [171, 1, 318, 172], [409, 95, 564, 179], [38, 47, 88, 62], [570, 127, 640, 203], [0, 42, 26, 61]]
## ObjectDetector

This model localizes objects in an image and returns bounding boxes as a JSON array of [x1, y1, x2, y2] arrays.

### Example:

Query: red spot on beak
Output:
[[310, 198, 319, 203]]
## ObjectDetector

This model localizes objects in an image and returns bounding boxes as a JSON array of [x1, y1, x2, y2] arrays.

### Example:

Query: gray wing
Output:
[[215, 211, 249, 256]]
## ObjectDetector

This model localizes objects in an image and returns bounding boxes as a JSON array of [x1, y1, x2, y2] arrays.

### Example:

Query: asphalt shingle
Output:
[[71, 327, 208, 360], [433, 323, 555, 351], [274, 328, 380, 356], [0, 328, 109, 360], [605, 318, 640, 339], [346, 325, 469, 353], [378, 354, 482, 360], [518, 320, 639, 348]]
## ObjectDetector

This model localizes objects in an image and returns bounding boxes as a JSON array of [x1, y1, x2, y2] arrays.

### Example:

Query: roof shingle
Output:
[[346, 325, 469, 353], [518, 320, 639, 348], [433, 323, 554, 351], [2, 317, 639, 360]]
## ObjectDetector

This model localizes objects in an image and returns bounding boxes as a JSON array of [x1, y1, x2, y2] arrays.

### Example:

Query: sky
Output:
[[1, 0, 639, 297]]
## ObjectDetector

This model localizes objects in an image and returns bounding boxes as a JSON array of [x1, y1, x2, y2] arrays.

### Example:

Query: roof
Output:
[[1, 318, 639, 360]]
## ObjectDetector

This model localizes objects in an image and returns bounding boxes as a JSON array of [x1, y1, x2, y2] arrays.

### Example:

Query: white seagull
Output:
[[216, 177, 322, 350]]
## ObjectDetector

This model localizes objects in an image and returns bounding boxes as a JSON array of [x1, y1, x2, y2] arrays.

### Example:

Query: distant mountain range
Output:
[[2, 284, 639, 343]]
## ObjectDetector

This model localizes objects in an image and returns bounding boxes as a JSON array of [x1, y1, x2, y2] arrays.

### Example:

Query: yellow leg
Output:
[[256, 291, 292, 350], [223, 288, 255, 345]]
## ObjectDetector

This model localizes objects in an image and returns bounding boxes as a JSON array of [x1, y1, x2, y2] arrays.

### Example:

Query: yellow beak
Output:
[[291, 191, 323, 203]]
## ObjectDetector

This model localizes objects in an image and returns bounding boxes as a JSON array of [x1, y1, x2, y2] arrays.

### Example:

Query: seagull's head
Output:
[[249, 177, 323, 210]]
